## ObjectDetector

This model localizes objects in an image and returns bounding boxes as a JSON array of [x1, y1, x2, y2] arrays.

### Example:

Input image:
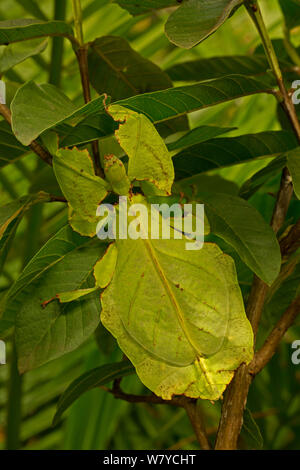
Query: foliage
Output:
[[0, 0, 299, 451]]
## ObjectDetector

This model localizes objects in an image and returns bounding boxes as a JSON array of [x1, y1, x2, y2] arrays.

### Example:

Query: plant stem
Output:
[[215, 180, 294, 450], [29, 140, 53, 166], [76, 46, 92, 103], [270, 167, 294, 233], [108, 382, 191, 409], [0, 102, 12, 124], [0, 103, 52, 166], [72, 0, 84, 47], [71, 0, 102, 176], [245, 0, 300, 142], [246, 1, 282, 81], [49, 0, 67, 86], [72, 0, 90, 102], [184, 400, 211, 450], [280, 219, 300, 257], [250, 295, 300, 375], [215, 288, 300, 450], [215, 0, 300, 450], [108, 382, 211, 449]]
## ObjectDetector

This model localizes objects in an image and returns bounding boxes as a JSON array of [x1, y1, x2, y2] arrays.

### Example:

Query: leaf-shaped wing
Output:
[[101, 198, 253, 400]]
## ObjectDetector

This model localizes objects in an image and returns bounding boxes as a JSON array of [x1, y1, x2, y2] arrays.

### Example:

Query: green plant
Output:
[[0, 0, 300, 451]]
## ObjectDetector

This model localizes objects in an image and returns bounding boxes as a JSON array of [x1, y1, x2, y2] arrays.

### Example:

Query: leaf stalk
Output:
[[71, 0, 103, 177]]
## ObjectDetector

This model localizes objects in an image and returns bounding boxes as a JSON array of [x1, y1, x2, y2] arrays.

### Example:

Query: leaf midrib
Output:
[[142, 237, 202, 359], [142, 236, 218, 392]]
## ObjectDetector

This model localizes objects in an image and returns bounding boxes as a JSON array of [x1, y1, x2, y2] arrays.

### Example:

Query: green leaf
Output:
[[101, 195, 253, 401], [0, 120, 28, 168], [29, 165, 63, 198], [279, 0, 300, 30], [167, 125, 235, 152], [2, 80, 21, 107], [54, 75, 272, 148], [240, 408, 263, 449], [0, 19, 74, 45], [68, 209, 99, 238], [88, 36, 174, 100], [11, 81, 106, 146], [53, 361, 135, 426], [113, 0, 178, 15], [0, 216, 21, 276], [6, 226, 107, 372], [165, 0, 242, 49], [11, 81, 76, 145], [287, 147, 300, 199], [0, 192, 49, 240], [200, 193, 281, 285], [116, 75, 273, 124], [94, 322, 117, 356], [239, 156, 286, 200], [175, 174, 239, 198], [53, 148, 110, 234], [0, 38, 48, 74], [166, 55, 291, 82], [13, 73, 272, 152], [173, 131, 297, 180], [58, 114, 187, 150], [41, 130, 59, 156], [87, 36, 188, 138], [58, 113, 117, 147], [108, 105, 175, 194], [55, 243, 118, 302]]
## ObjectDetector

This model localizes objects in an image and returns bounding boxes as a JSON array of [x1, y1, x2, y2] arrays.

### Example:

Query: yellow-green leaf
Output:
[[94, 243, 118, 289], [107, 104, 174, 195], [101, 196, 253, 400], [53, 148, 110, 234], [55, 243, 117, 303]]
